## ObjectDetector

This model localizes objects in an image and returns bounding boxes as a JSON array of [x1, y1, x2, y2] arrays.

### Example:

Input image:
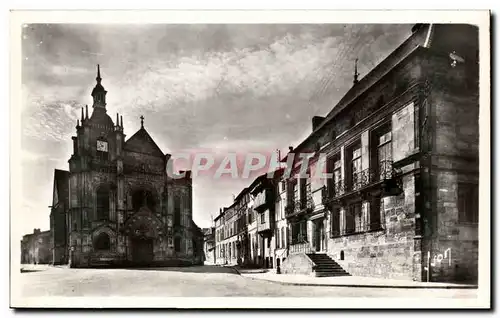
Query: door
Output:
[[131, 237, 154, 265], [314, 220, 325, 252]]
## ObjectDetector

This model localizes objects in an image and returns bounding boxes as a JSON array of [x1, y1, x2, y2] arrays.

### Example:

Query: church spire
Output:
[[353, 58, 359, 85], [91, 64, 107, 109], [96, 64, 102, 83]]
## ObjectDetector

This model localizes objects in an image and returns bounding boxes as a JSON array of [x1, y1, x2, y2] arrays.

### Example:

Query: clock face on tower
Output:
[[96, 140, 108, 152]]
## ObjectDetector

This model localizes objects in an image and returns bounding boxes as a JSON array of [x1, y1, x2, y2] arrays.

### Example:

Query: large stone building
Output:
[[213, 23, 479, 283], [48, 65, 203, 267], [281, 23, 479, 283]]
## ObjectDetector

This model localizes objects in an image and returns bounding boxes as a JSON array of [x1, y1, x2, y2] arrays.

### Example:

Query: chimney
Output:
[[312, 116, 325, 131], [289, 146, 294, 152]]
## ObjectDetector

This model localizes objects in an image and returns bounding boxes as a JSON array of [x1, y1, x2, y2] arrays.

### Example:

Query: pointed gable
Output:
[[124, 128, 165, 158]]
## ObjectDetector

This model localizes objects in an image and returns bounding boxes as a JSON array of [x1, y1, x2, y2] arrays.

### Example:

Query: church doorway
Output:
[[131, 237, 154, 266]]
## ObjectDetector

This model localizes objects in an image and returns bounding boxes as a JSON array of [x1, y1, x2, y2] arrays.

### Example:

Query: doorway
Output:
[[131, 237, 154, 265], [314, 219, 325, 252]]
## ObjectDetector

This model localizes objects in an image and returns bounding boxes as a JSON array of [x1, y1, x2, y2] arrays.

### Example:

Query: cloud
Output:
[[19, 24, 411, 231]]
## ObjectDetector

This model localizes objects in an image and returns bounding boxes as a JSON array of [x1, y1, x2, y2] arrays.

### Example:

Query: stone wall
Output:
[[281, 253, 314, 275], [326, 173, 417, 280]]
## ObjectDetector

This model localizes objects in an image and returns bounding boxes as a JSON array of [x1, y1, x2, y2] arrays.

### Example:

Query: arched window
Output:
[[132, 189, 156, 212], [94, 232, 111, 251], [173, 195, 181, 227], [96, 187, 110, 220]]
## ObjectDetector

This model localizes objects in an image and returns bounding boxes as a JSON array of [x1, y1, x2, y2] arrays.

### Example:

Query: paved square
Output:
[[18, 266, 477, 298]]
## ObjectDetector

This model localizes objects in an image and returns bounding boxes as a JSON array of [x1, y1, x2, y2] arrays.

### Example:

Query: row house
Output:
[[281, 24, 479, 283], [213, 188, 251, 266]]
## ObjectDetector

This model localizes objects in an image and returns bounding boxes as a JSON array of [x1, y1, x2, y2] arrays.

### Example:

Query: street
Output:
[[18, 265, 477, 298]]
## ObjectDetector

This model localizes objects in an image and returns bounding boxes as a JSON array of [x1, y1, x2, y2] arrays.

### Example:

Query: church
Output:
[[49, 65, 204, 268]]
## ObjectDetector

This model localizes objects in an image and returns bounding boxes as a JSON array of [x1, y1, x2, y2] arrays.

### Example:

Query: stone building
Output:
[[48, 65, 203, 268], [213, 188, 251, 266], [20, 229, 52, 265], [281, 24, 479, 282], [202, 227, 216, 264]]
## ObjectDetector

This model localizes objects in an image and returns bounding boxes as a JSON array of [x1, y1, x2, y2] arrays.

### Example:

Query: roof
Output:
[[292, 24, 432, 154], [124, 127, 165, 158], [52, 169, 69, 208]]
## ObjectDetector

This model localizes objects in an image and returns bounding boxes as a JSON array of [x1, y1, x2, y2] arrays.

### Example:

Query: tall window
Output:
[[276, 228, 280, 248], [331, 207, 341, 236], [349, 143, 362, 191], [132, 189, 156, 212], [370, 196, 382, 230], [346, 202, 362, 234], [260, 213, 265, 224], [327, 154, 342, 196], [174, 237, 181, 252], [458, 183, 479, 223], [291, 220, 307, 244], [174, 195, 181, 227], [96, 187, 110, 220], [281, 227, 285, 248], [377, 125, 392, 180]]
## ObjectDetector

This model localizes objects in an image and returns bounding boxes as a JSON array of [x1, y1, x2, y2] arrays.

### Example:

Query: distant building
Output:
[[20, 229, 52, 265], [202, 227, 216, 264]]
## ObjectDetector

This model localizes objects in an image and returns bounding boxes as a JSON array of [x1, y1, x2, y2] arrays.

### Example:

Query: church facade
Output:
[[50, 66, 204, 268]]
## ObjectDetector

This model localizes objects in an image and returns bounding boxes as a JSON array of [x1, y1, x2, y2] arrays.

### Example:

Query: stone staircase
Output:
[[306, 253, 351, 277]]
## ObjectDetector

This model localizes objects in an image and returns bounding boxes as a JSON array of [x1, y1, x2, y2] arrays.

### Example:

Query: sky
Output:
[[20, 23, 411, 233]]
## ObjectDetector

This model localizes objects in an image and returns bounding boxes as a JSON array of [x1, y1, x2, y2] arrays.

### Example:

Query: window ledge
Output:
[[331, 227, 386, 238]]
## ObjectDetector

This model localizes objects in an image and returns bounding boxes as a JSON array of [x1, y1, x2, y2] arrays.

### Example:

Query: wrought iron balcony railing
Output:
[[377, 160, 394, 181], [322, 160, 400, 203]]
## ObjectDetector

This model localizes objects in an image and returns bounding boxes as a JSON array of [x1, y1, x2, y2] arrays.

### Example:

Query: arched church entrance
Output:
[[131, 236, 154, 265], [123, 203, 164, 267]]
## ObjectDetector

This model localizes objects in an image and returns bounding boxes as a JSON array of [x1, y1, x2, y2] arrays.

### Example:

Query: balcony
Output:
[[253, 190, 269, 212], [285, 196, 314, 219], [322, 160, 401, 204], [256, 211, 272, 234]]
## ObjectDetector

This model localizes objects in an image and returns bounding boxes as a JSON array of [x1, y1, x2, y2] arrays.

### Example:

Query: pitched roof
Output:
[[52, 169, 69, 208], [292, 24, 432, 154], [124, 127, 165, 158]]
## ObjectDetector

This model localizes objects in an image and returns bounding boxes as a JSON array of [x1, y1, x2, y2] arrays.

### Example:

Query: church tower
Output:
[[68, 65, 125, 267]]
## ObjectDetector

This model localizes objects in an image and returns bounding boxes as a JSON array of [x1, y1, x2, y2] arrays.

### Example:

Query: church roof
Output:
[[124, 127, 165, 158], [89, 108, 115, 127], [52, 169, 69, 208]]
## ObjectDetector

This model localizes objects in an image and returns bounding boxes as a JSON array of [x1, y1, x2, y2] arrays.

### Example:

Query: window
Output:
[[370, 196, 382, 230], [281, 227, 285, 248], [132, 189, 156, 212], [345, 202, 362, 234], [173, 195, 181, 227], [174, 237, 181, 252], [276, 229, 280, 248], [94, 232, 110, 251], [458, 183, 479, 223], [260, 213, 265, 224], [96, 187, 110, 220], [349, 144, 362, 191], [376, 124, 392, 180], [331, 207, 341, 237], [291, 220, 307, 244], [327, 154, 342, 196], [281, 181, 286, 192]]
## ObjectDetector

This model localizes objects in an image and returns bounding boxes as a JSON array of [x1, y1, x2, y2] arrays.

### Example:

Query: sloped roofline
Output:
[[124, 127, 165, 157], [289, 24, 432, 155]]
